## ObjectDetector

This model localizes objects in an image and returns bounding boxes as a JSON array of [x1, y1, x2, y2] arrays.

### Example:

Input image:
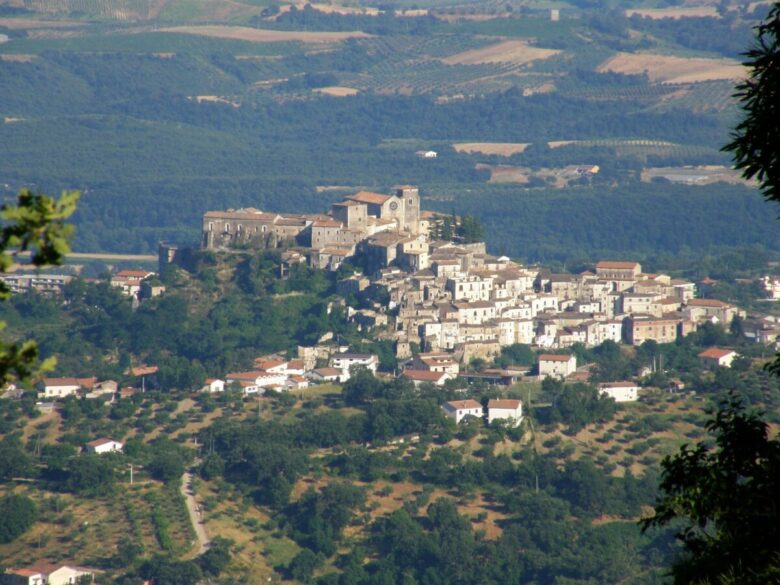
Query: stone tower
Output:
[[397, 186, 420, 235]]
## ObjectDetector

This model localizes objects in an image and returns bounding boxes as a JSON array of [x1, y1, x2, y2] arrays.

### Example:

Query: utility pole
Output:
[[129, 463, 134, 485]]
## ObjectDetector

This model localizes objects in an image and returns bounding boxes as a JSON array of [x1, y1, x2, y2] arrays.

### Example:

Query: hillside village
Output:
[[10, 185, 780, 416], [193, 185, 765, 379]]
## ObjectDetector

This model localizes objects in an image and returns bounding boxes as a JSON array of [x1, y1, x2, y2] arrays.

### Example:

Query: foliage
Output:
[[0, 189, 78, 384], [723, 3, 780, 205], [642, 396, 780, 584], [0, 436, 32, 480], [0, 493, 37, 543], [543, 379, 617, 432], [286, 483, 366, 556], [147, 440, 191, 483], [66, 454, 116, 495], [139, 555, 203, 585]]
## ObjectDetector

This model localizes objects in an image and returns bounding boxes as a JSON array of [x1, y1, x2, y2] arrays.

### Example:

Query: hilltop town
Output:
[[197, 185, 752, 376]]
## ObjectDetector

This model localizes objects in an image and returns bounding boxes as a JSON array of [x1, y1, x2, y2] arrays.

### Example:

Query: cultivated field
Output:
[[313, 86, 360, 96], [475, 163, 530, 184], [453, 142, 530, 156], [0, 17, 86, 28], [641, 165, 753, 185], [442, 39, 559, 66], [157, 26, 371, 44], [624, 6, 719, 19], [597, 52, 745, 84]]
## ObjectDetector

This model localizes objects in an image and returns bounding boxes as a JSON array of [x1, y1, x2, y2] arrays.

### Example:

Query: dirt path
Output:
[[181, 465, 210, 555]]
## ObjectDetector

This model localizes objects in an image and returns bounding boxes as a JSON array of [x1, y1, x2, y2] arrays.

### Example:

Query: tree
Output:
[[148, 447, 186, 483], [0, 437, 32, 480], [0, 493, 37, 543], [197, 536, 232, 575], [67, 455, 116, 495], [641, 396, 780, 584], [0, 189, 79, 384], [288, 548, 321, 583], [723, 4, 780, 204]]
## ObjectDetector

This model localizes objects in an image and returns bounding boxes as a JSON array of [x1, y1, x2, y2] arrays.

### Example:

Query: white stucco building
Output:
[[486, 399, 523, 426], [441, 399, 483, 424], [85, 438, 124, 454], [597, 381, 639, 402], [538, 354, 577, 378]]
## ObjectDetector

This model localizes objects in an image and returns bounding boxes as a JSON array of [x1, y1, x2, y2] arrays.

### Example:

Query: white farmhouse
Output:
[[538, 354, 577, 378], [307, 367, 343, 383], [225, 370, 289, 394], [402, 369, 452, 387], [597, 381, 639, 402], [201, 378, 225, 393], [5, 564, 97, 585], [486, 399, 523, 427], [85, 438, 123, 454], [698, 347, 739, 368], [441, 399, 483, 424], [42, 377, 96, 399]]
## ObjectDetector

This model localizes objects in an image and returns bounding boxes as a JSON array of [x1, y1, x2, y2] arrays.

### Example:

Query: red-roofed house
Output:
[[307, 367, 342, 383], [200, 378, 225, 393], [698, 347, 738, 368], [597, 381, 639, 402], [684, 299, 737, 324], [85, 438, 123, 454], [42, 377, 97, 399], [110, 270, 155, 297], [441, 399, 483, 423], [538, 354, 577, 378], [486, 399, 523, 427], [402, 369, 452, 387], [284, 375, 310, 391], [252, 358, 288, 374], [4, 564, 96, 585]]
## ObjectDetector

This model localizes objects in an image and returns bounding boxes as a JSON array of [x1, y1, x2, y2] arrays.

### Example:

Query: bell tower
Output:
[[397, 185, 420, 235]]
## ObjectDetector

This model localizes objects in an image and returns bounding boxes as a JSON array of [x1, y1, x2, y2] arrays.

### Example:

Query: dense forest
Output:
[[1, 17, 774, 260]]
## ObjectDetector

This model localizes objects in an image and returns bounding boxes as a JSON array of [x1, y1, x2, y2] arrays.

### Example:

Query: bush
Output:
[[0, 494, 37, 543]]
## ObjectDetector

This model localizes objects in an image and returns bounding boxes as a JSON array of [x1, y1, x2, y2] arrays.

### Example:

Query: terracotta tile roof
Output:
[[444, 399, 482, 410], [487, 399, 521, 410], [688, 298, 731, 308], [596, 261, 640, 270], [698, 347, 736, 359], [86, 438, 119, 448], [347, 191, 392, 205], [597, 381, 637, 388], [7, 562, 59, 576], [312, 219, 342, 228], [253, 358, 286, 370], [538, 354, 573, 362], [312, 367, 341, 377], [129, 366, 158, 377]]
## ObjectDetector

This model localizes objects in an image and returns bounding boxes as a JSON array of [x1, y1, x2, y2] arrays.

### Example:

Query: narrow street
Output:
[[180, 465, 210, 555]]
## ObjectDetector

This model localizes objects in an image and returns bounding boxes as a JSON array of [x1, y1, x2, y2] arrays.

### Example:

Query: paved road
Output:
[[14, 251, 158, 262], [180, 466, 210, 555]]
